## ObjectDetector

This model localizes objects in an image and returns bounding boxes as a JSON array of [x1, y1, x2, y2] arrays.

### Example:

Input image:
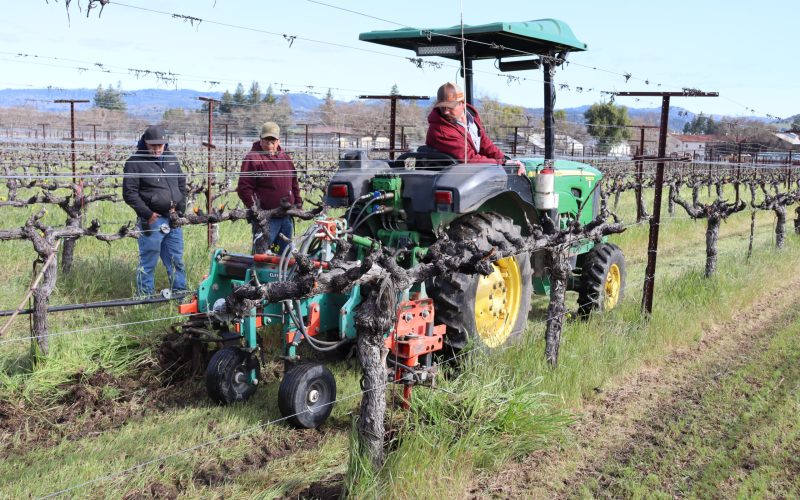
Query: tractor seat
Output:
[[394, 145, 457, 170]]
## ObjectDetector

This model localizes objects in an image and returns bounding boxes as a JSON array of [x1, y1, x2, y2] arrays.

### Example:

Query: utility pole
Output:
[[199, 97, 220, 247], [614, 90, 718, 316], [358, 94, 428, 159]]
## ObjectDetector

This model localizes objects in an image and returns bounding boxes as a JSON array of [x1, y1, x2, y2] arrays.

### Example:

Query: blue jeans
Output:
[[252, 216, 293, 254], [136, 215, 186, 296]]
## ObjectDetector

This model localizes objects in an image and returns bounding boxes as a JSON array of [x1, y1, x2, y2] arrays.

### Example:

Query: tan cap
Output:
[[433, 82, 465, 108], [259, 121, 280, 139]]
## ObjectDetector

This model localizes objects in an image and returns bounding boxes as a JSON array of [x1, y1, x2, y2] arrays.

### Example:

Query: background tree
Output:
[[683, 113, 722, 135], [247, 81, 262, 105], [93, 84, 127, 112], [478, 96, 526, 142], [318, 88, 340, 127], [232, 83, 247, 109], [218, 90, 234, 114], [262, 84, 277, 105], [584, 102, 632, 152]]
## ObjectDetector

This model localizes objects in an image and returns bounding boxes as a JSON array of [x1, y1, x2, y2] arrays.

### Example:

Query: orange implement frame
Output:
[[384, 298, 445, 408], [178, 298, 199, 315], [285, 302, 321, 345]]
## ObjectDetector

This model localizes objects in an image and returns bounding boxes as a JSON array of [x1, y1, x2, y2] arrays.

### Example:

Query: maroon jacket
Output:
[[425, 103, 505, 164], [236, 141, 302, 210]]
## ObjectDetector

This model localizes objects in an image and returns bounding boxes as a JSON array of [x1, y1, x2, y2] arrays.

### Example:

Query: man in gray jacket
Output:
[[122, 125, 187, 296]]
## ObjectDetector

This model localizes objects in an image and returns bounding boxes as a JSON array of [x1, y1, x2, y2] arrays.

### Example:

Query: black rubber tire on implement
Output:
[[278, 363, 336, 429], [577, 242, 626, 316], [429, 212, 533, 350], [205, 346, 258, 404]]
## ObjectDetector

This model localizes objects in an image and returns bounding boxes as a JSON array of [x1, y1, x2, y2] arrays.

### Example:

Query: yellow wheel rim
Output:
[[604, 263, 621, 310], [474, 256, 522, 348]]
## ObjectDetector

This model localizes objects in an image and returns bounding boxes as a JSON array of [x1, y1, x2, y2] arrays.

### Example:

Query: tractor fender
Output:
[[395, 163, 534, 213]]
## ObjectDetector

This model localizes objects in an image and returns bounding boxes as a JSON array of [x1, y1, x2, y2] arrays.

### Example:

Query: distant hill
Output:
[[0, 88, 783, 131], [521, 104, 694, 132], [0, 88, 324, 121]]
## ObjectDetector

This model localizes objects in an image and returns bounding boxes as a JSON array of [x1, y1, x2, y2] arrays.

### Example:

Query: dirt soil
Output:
[[472, 272, 800, 498], [0, 347, 208, 456], [190, 428, 326, 487]]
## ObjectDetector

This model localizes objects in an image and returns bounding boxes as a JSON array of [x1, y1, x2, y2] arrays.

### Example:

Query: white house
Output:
[[606, 142, 631, 157], [773, 132, 800, 150], [520, 132, 585, 155], [360, 136, 390, 150], [666, 134, 720, 158]]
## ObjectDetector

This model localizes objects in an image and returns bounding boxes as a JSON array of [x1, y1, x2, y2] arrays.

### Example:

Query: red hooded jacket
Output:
[[425, 103, 505, 164], [236, 141, 302, 210]]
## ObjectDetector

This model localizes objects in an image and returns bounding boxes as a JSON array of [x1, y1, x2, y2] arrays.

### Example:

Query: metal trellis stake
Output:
[[199, 96, 220, 247], [614, 90, 718, 315]]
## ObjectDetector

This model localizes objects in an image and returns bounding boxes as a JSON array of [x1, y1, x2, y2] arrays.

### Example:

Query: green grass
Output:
[[1, 182, 799, 497], [574, 302, 800, 499]]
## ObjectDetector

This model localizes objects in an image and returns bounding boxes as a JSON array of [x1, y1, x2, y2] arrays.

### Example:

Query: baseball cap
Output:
[[433, 82, 465, 108], [142, 125, 168, 145], [260, 122, 280, 139]]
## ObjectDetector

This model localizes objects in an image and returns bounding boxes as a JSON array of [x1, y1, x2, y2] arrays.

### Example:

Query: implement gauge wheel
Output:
[[278, 363, 336, 429], [577, 242, 626, 316], [430, 212, 533, 350], [206, 346, 259, 404]]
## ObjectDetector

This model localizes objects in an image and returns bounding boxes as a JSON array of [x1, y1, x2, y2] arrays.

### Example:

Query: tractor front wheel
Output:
[[205, 346, 259, 404], [278, 363, 336, 429], [430, 212, 533, 350], [577, 243, 626, 316]]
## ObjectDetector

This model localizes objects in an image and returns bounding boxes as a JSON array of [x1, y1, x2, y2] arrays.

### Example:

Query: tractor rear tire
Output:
[[577, 243, 626, 316], [206, 346, 259, 404], [430, 212, 533, 350], [278, 363, 336, 429]]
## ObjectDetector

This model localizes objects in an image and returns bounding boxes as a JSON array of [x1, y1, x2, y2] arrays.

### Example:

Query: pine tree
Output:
[[248, 81, 262, 104], [320, 88, 337, 125], [219, 90, 234, 114], [263, 84, 277, 105], [232, 83, 246, 108], [92, 84, 107, 109], [93, 83, 126, 111]]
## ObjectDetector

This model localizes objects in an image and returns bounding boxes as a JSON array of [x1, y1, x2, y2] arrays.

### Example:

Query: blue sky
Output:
[[0, 0, 795, 118]]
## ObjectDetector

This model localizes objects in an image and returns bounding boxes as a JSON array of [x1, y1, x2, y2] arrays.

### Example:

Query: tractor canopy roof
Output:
[[359, 19, 587, 60]]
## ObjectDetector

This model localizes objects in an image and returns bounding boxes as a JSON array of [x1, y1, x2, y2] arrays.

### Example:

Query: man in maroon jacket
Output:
[[426, 82, 523, 173], [236, 121, 302, 253]]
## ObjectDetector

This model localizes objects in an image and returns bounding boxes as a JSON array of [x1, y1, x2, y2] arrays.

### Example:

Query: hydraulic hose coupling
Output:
[[357, 191, 394, 202], [371, 205, 393, 215]]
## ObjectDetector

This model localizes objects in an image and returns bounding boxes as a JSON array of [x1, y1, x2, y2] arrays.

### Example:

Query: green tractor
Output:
[[179, 19, 625, 428]]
